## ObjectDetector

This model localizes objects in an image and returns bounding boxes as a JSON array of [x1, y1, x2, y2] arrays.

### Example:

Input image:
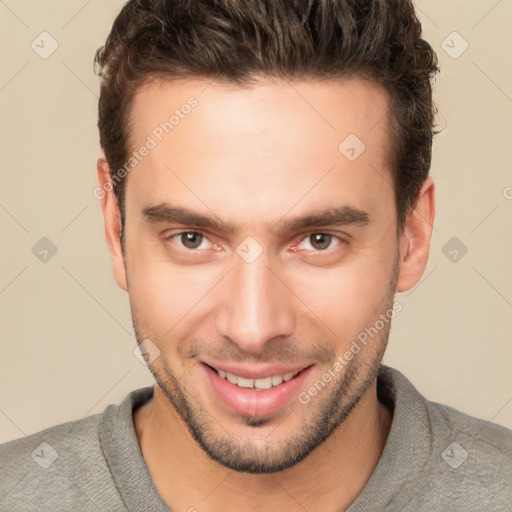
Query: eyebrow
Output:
[[142, 203, 370, 234]]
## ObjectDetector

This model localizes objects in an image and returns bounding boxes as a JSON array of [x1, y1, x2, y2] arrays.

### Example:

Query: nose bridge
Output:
[[216, 248, 295, 353]]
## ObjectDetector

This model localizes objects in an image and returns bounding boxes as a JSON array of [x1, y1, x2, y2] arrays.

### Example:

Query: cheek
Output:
[[289, 258, 393, 345], [126, 249, 219, 338], [126, 215, 397, 349]]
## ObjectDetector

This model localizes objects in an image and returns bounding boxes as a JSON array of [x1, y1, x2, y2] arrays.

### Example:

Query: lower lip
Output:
[[201, 363, 314, 417]]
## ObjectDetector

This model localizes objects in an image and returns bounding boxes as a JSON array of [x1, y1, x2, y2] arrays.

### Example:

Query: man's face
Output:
[[121, 77, 400, 473]]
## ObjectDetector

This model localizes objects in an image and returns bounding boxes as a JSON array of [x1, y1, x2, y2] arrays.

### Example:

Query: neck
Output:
[[133, 380, 392, 512]]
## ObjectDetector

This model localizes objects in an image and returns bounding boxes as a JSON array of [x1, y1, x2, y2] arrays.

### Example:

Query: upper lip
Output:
[[201, 360, 313, 379]]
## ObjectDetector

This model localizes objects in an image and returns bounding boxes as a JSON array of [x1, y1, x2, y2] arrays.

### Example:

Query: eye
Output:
[[296, 233, 342, 252], [168, 231, 212, 250]]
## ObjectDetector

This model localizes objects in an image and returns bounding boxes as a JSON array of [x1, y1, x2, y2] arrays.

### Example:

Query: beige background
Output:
[[0, 0, 511, 443]]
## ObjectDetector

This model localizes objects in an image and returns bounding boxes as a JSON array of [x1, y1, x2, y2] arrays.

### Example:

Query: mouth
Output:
[[207, 364, 304, 390], [200, 362, 314, 417]]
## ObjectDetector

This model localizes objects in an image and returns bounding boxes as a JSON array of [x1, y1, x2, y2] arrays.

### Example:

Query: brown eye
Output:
[[309, 233, 332, 250], [180, 232, 204, 249]]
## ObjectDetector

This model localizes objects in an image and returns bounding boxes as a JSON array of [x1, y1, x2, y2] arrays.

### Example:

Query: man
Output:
[[1, 0, 511, 510]]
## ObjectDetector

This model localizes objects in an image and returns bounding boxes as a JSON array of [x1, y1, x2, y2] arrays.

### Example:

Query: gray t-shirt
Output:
[[1, 365, 511, 511]]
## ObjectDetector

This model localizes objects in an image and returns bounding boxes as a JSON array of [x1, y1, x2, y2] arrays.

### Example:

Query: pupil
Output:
[[182, 232, 202, 249], [311, 233, 331, 250]]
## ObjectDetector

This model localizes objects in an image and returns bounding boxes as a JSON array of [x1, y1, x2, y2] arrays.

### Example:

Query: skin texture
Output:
[[97, 77, 435, 511]]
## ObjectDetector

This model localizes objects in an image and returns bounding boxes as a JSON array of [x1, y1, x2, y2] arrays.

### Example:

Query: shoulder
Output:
[[0, 407, 124, 511], [372, 366, 512, 510], [426, 397, 512, 475], [418, 399, 512, 508], [379, 365, 512, 460], [385, 366, 512, 507], [428, 398, 512, 456], [1, 411, 101, 459]]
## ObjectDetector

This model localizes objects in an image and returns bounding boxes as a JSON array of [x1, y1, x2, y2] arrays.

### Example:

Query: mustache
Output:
[[181, 337, 336, 365]]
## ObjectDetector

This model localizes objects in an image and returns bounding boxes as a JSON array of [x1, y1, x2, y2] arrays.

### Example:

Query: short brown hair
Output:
[[94, 0, 438, 234]]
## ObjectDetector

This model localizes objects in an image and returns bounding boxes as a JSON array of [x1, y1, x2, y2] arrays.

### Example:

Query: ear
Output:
[[96, 157, 128, 291], [396, 177, 435, 292]]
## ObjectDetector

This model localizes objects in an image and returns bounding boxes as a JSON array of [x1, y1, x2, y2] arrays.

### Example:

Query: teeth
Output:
[[254, 377, 272, 390], [226, 373, 237, 385], [236, 376, 255, 389], [272, 375, 284, 386], [216, 369, 300, 390]]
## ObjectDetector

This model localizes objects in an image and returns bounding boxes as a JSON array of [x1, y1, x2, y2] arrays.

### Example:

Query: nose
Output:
[[215, 246, 296, 354]]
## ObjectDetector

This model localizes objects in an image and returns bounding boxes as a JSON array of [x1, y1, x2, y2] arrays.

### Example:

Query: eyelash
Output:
[[164, 230, 345, 255]]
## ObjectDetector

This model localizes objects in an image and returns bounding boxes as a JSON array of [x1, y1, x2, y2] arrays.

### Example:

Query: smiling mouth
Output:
[[204, 364, 312, 391]]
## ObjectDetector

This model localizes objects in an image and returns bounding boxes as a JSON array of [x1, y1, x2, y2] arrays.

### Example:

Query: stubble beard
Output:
[[130, 256, 399, 474]]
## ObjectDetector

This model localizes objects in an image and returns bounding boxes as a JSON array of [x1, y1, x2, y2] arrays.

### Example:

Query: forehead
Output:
[[124, 76, 393, 229], [128, 76, 390, 160]]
